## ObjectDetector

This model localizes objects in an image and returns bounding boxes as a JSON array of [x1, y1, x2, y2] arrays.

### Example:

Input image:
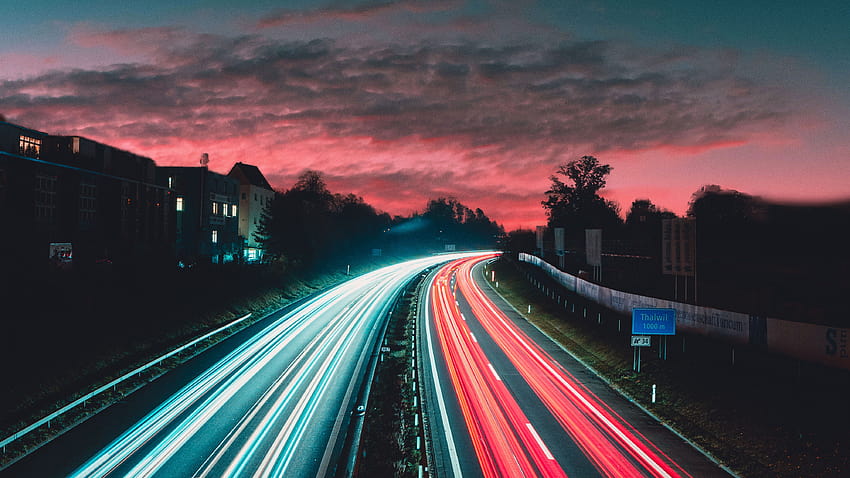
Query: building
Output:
[[158, 166, 240, 264], [0, 120, 175, 269], [227, 162, 275, 262]]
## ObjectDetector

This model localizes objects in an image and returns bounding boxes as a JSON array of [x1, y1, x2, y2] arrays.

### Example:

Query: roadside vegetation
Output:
[[355, 276, 426, 477]]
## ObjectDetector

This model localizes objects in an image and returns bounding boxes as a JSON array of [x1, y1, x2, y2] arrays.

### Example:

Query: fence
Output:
[[519, 253, 850, 371]]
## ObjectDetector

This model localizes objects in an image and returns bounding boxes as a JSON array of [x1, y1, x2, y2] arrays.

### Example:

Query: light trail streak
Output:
[[430, 259, 568, 478], [452, 256, 691, 478], [423, 283, 465, 478], [69, 254, 487, 478]]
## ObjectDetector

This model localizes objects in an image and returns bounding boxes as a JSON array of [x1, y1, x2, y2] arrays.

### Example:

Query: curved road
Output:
[[419, 254, 733, 478], [3, 254, 485, 478]]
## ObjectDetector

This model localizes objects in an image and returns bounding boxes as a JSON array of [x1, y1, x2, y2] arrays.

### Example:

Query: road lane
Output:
[[422, 255, 732, 478], [429, 260, 567, 477], [3, 254, 486, 478]]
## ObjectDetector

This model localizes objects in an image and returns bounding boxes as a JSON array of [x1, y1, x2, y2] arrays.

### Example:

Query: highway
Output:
[[420, 254, 732, 478], [3, 254, 484, 478]]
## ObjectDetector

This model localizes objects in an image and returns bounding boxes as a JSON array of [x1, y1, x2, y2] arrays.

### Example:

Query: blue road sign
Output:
[[631, 308, 676, 335]]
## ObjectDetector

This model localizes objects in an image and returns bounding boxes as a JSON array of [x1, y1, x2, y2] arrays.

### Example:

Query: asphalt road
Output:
[[419, 254, 734, 478], [2, 254, 485, 478]]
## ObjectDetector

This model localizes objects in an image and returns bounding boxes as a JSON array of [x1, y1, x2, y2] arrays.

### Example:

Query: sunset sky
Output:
[[1, 1, 848, 230]]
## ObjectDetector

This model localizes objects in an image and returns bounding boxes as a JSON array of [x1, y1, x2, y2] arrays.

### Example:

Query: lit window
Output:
[[168, 176, 173, 188], [231, 204, 237, 217], [212, 230, 218, 243], [176, 196, 184, 211], [72, 137, 80, 154], [19, 135, 41, 158], [212, 202, 219, 215]]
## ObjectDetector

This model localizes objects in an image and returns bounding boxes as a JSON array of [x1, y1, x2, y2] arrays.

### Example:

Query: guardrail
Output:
[[1, 312, 252, 453], [519, 253, 850, 371]]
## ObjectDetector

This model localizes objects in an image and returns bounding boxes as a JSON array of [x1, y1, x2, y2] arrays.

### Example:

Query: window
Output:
[[254, 193, 258, 201], [176, 196, 184, 211], [34, 174, 57, 221], [211, 230, 218, 244], [79, 182, 97, 225], [231, 204, 237, 217], [72, 137, 80, 154], [241, 192, 246, 200], [167, 176, 174, 188], [19, 135, 41, 158], [212, 202, 219, 215]]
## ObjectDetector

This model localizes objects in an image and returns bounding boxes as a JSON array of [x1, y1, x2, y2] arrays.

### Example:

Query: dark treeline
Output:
[[504, 155, 850, 325], [256, 170, 503, 272]]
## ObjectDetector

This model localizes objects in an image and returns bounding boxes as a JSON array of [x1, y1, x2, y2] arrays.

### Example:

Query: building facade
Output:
[[227, 162, 275, 262], [158, 166, 240, 264], [0, 121, 175, 269]]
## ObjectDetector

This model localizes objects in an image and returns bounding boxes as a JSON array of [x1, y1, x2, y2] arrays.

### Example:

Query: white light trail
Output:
[[70, 253, 488, 478]]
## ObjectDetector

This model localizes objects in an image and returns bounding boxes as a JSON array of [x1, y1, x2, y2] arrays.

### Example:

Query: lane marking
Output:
[[526, 423, 555, 460], [424, 286, 464, 478], [487, 363, 501, 381]]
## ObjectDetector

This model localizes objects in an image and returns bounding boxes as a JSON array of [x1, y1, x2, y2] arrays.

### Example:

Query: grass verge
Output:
[[355, 276, 426, 477]]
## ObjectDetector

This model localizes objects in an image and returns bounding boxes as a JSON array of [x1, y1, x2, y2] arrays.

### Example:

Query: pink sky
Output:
[[1, 3, 848, 231]]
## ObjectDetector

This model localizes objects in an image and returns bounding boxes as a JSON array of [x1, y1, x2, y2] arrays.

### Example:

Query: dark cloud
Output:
[[0, 29, 790, 227], [3, 31, 787, 151], [258, 0, 461, 28]]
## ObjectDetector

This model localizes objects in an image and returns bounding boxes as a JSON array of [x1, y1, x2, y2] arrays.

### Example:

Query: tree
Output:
[[624, 199, 675, 256], [419, 197, 502, 250], [255, 170, 336, 268], [256, 170, 393, 269], [542, 155, 622, 236]]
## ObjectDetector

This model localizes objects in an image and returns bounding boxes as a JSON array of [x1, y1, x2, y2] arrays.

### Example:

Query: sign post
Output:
[[631, 335, 651, 372], [631, 308, 676, 371], [585, 229, 602, 281]]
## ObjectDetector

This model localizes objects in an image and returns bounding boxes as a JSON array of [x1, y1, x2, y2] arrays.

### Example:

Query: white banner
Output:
[[554, 227, 565, 256], [519, 253, 850, 370], [662, 218, 695, 276], [585, 229, 602, 266], [520, 253, 748, 343]]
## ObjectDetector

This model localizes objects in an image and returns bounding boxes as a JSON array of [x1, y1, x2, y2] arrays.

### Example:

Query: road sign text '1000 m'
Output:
[[631, 308, 676, 335]]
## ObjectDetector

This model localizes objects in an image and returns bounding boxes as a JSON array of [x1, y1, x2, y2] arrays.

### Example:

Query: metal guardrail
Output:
[[1, 312, 252, 452]]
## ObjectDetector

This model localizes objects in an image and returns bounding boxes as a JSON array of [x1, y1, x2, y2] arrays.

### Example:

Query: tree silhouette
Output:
[[542, 155, 622, 237], [624, 199, 675, 256], [421, 197, 502, 250]]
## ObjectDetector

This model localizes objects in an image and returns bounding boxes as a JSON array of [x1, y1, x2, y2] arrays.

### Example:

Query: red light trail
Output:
[[430, 255, 692, 477], [431, 257, 567, 478]]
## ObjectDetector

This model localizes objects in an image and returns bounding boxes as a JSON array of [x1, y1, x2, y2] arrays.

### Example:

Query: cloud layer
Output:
[[0, 24, 789, 229]]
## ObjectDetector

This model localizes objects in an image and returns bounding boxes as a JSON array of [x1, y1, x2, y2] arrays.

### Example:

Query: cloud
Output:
[[257, 0, 461, 28], [0, 28, 791, 229]]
